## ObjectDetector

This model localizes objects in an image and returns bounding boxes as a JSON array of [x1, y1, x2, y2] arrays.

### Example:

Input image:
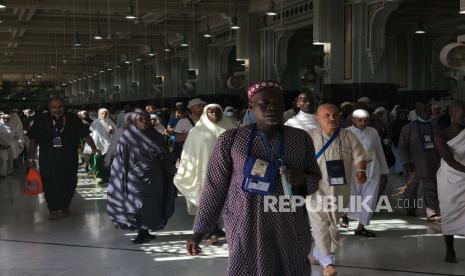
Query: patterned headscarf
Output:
[[247, 80, 283, 102]]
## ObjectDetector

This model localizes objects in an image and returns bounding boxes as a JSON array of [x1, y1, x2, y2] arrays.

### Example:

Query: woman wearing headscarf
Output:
[[86, 108, 116, 184], [174, 104, 236, 243], [1, 113, 24, 162], [389, 105, 400, 123], [0, 114, 15, 177], [104, 112, 132, 168], [107, 109, 176, 244], [223, 106, 240, 127]]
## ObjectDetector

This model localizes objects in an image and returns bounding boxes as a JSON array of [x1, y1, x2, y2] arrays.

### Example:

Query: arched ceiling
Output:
[[0, 0, 250, 81]]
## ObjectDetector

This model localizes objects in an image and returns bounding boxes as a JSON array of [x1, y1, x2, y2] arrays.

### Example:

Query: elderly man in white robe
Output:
[[0, 115, 15, 177], [343, 109, 388, 237], [85, 108, 116, 184], [435, 100, 465, 263], [2, 114, 24, 158], [307, 104, 370, 276], [285, 92, 318, 131]]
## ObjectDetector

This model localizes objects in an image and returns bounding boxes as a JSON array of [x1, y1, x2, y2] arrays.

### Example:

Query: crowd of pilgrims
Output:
[[0, 80, 464, 276]]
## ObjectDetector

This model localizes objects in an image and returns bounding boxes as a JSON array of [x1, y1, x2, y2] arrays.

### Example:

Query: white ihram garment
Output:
[[437, 129, 465, 235], [285, 111, 318, 132]]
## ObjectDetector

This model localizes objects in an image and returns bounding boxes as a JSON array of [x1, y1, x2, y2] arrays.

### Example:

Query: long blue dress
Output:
[[107, 123, 176, 230]]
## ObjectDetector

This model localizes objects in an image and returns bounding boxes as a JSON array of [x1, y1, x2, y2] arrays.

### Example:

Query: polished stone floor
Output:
[[0, 169, 464, 276]]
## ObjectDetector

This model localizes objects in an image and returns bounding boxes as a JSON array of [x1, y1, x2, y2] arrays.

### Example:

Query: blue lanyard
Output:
[[315, 127, 341, 159], [246, 125, 284, 162]]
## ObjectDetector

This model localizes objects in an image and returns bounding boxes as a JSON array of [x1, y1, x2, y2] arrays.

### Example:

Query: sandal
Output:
[[354, 228, 376, 237], [207, 235, 219, 245], [339, 216, 349, 228], [48, 211, 60, 221]]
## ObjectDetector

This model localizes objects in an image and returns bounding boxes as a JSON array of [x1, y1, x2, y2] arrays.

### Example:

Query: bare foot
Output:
[[48, 211, 60, 221]]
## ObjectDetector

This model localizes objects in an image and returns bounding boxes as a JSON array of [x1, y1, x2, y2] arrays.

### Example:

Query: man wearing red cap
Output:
[[186, 80, 321, 275]]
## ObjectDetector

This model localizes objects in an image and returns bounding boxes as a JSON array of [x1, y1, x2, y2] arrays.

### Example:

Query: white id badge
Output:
[[247, 179, 271, 192], [52, 137, 63, 148], [423, 135, 435, 149], [330, 177, 345, 185]]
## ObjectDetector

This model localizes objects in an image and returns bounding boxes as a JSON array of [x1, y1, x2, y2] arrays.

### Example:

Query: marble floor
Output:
[[0, 169, 464, 276]]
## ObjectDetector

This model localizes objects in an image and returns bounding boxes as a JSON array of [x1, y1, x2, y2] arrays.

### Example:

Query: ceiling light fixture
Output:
[[106, 0, 112, 39], [414, 21, 426, 34], [230, 1, 240, 30], [126, 0, 137, 20], [94, 11, 103, 39], [163, 0, 171, 56], [266, 1, 277, 16], [0, 1, 7, 8], [181, 14, 189, 47], [231, 16, 240, 30], [73, 0, 82, 47]]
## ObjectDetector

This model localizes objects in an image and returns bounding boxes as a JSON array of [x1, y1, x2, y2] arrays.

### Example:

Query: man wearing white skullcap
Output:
[[172, 98, 206, 162], [357, 97, 371, 105], [342, 109, 389, 237]]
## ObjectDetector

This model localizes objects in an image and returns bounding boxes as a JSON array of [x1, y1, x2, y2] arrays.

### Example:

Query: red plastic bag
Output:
[[24, 168, 43, 196]]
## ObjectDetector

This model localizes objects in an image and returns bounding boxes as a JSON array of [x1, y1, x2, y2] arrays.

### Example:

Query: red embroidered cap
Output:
[[247, 80, 283, 102]]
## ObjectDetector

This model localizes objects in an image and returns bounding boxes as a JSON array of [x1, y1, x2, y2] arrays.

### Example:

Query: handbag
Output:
[[24, 168, 43, 196]]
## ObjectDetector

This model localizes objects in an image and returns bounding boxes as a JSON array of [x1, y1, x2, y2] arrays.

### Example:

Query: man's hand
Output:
[[92, 149, 102, 156], [285, 168, 306, 187], [186, 233, 203, 256], [26, 159, 37, 169], [356, 171, 367, 184]]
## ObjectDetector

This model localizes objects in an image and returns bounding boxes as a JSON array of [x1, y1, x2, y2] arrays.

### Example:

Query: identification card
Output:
[[52, 136, 63, 148], [244, 178, 271, 192], [242, 156, 279, 195], [251, 159, 269, 177], [423, 135, 435, 149], [326, 159, 346, 186]]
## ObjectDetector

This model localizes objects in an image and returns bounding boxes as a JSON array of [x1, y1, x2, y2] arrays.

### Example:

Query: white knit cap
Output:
[[352, 109, 370, 118], [187, 98, 207, 109], [340, 101, 352, 109], [374, 106, 386, 113], [357, 96, 371, 103]]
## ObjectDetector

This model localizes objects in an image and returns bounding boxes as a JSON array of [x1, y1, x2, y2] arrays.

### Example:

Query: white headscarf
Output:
[[86, 108, 116, 154], [0, 117, 15, 161], [174, 104, 236, 215], [0, 113, 24, 159], [389, 105, 400, 123]]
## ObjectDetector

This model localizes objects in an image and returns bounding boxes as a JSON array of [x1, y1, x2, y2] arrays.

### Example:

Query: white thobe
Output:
[[85, 118, 116, 155], [284, 111, 318, 132], [0, 124, 15, 176], [437, 129, 465, 235], [307, 128, 370, 267], [346, 126, 389, 225]]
